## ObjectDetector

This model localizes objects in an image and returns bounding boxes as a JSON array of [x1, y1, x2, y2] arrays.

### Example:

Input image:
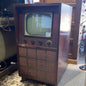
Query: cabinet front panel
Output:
[[37, 49, 46, 60], [19, 66, 27, 76], [19, 57, 27, 66], [47, 51, 57, 61], [28, 58, 36, 68], [28, 48, 36, 58], [46, 61, 57, 72], [37, 60, 46, 70], [37, 70, 46, 82], [19, 47, 26, 56], [18, 46, 57, 84], [46, 72, 57, 84]]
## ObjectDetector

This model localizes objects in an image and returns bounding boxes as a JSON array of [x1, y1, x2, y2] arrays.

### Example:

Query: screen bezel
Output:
[[24, 12, 53, 38], [24, 12, 54, 38]]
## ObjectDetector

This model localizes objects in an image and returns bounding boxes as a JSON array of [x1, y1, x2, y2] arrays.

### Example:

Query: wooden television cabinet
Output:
[[14, 3, 72, 85]]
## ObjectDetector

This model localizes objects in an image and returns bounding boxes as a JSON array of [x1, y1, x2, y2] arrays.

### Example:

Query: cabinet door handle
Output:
[[46, 40, 52, 46]]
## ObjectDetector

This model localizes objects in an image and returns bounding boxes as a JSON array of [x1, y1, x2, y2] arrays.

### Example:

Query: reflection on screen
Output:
[[25, 13, 52, 37]]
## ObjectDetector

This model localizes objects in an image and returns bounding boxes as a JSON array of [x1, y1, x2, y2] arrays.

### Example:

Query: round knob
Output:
[[24, 39, 27, 44], [38, 41, 43, 46], [46, 40, 52, 46], [47, 42, 51, 46], [31, 41, 35, 45]]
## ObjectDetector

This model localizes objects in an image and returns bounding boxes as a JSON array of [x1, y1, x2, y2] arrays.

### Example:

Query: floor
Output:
[[0, 53, 86, 86], [77, 52, 85, 65], [0, 55, 86, 86], [0, 64, 85, 86], [58, 64, 86, 86]]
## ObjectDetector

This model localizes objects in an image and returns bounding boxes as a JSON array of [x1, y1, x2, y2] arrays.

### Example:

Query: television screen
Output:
[[25, 13, 52, 37]]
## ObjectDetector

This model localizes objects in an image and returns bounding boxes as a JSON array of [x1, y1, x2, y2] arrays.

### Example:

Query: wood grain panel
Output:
[[28, 69, 37, 79], [28, 48, 36, 58], [47, 51, 57, 61], [19, 66, 27, 76], [19, 47, 26, 56], [19, 57, 27, 66], [37, 60, 45, 70], [37, 49, 46, 59], [46, 61, 56, 72], [28, 58, 36, 68], [46, 72, 56, 84], [37, 71, 46, 81]]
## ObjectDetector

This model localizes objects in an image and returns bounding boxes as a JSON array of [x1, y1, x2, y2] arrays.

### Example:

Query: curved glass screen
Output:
[[25, 13, 52, 37]]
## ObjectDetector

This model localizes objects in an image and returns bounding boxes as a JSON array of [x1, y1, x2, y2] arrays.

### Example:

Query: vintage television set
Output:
[[14, 3, 72, 85]]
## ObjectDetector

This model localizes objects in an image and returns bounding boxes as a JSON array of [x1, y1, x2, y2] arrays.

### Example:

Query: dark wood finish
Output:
[[40, 0, 82, 60], [14, 3, 72, 85]]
